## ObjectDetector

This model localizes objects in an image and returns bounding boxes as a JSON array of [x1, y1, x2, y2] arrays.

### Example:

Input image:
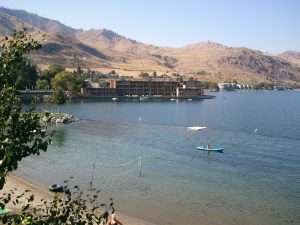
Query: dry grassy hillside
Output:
[[278, 51, 300, 66], [1, 7, 300, 84]]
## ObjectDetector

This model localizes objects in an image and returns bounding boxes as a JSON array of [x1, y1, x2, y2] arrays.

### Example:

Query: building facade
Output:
[[82, 79, 204, 98]]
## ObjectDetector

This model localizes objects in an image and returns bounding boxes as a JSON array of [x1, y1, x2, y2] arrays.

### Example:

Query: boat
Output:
[[140, 96, 149, 101], [112, 97, 118, 101], [49, 184, 64, 192], [187, 98, 193, 101], [170, 98, 176, 101], [187, 126, 207, 130], [196, 146, 224, 152]]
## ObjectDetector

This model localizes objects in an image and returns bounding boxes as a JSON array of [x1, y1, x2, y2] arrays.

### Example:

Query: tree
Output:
[[51, 71, 86, 96], [36, 79, 49, 90], [39, 64, 65, 87], [0, 28, 51, 190], [47, 64, 65, 75], [51, 89, 66, 113], [208, 82, 219, 91], [202, 81, 219, 91], [0, 29, 113, 225], [0, 58, 39, 90], [1, 178, 114, 224], [75, 66, 83, 75]]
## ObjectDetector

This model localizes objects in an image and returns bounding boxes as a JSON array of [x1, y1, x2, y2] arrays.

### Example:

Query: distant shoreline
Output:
[[75, 94, 216, 100]]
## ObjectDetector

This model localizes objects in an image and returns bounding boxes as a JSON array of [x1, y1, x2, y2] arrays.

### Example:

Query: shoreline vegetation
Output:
[[2, 174, 157, 225]]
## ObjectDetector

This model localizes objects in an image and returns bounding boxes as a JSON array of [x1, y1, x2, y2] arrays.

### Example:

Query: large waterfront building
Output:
[[81, 79, 205, 98]]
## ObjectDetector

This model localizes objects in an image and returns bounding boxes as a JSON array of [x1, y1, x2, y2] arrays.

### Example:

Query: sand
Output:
[[1, 173, 157, 225]]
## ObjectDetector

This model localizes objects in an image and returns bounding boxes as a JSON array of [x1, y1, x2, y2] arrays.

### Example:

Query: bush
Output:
[[1, 178, 114, 225]]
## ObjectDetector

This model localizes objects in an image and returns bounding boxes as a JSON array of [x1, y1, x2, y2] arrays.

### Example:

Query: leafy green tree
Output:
[[36, 79, 49, 90], [152, 71, 157, 78], [0, 28, 51, 190], [0, 29, 113, 225], [202, 81, 219, 91], [75, 66, 83, 75], [39, 64, 65, 87], [51, 71, 86, 96], [51, 89, 66, 113], [0, 58, 39, 90], [208, 82, 219, 91]]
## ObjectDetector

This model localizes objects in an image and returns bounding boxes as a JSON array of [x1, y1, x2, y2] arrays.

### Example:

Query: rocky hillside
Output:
[[278, 51, 300, 66], [1, 7, 300, 84]]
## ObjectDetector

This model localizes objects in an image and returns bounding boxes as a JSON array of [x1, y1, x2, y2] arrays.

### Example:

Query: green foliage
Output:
[[51, 89, 66, 113], [0, 29, 114, 224], [51, 89, 66, 105], [39, 64, 65, 87], [75, 66, 83, 75], [36, 79, 49, 90], [2, 58, 39, 90], [252, 82, 274, 90], [202, 81, 219, 91], [51, 71, 86, 95], [0, 29, 51, 190], [0, 28, 41, 88], [0, 178, 114, 225], [48, 64, 65, 74]]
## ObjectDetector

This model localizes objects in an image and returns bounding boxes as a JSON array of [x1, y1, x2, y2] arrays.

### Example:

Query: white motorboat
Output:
[[187, 126, 207, 131]]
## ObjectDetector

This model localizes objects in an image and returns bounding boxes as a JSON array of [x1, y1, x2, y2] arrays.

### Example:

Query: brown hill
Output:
[[1, 7, 300, 84], [160, 43, 300, 83], [277, 51, 300, 66], [0, 7, 75, 35]]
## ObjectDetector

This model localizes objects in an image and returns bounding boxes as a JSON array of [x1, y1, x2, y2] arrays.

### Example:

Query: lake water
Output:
[[17, 91, 300, 225]]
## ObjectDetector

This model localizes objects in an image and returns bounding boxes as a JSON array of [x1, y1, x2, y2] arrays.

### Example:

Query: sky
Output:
[[1, 0, 300, 53]]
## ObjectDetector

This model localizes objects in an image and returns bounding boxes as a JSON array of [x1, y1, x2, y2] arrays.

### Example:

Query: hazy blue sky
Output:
[[1, 0, 299, 53]]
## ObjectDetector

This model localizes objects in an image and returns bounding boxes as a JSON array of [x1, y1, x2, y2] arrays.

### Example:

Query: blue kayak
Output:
[[197, 146, 224, 152]]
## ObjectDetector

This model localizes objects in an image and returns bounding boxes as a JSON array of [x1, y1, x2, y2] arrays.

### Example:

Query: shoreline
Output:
[[2, 173, 157, 225]]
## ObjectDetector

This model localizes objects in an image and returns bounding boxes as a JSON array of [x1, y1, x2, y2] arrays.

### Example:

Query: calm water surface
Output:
[[18, 91, 300, 225]]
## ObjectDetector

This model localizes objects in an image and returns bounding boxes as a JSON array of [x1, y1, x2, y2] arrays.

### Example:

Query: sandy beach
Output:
[[1, 173, 157, 225]]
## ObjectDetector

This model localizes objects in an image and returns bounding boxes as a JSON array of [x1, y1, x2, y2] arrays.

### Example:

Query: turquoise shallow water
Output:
[[18, 91, 300, 225]]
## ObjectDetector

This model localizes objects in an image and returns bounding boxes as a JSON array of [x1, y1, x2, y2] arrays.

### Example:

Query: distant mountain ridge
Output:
[[1, 7, 300, 84], [0, 7, 75, 35]]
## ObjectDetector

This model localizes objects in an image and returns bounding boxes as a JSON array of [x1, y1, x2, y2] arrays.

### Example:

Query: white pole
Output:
[[139, 156, 143, 177], [90, 161, 95, 190]]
